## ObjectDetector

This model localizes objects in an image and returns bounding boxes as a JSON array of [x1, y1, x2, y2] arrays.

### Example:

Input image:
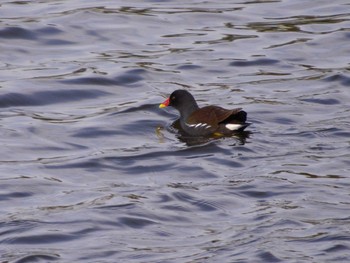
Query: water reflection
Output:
[[156, 119, 251, 146], [1, 0, 350, 262], [177, 131, 251, 146]]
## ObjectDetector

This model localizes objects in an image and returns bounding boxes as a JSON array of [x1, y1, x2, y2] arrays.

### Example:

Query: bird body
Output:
[[160, 89, 250, 136]]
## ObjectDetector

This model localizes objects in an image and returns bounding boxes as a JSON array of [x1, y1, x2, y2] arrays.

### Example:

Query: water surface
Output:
[[1, 0, 350, 262]]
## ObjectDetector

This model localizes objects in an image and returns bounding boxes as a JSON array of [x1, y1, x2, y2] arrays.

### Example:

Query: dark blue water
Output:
[[1, 0, 350, 262]]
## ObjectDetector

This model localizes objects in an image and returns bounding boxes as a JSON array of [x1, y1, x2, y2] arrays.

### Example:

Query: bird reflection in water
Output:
[[156, 119, 251, 146]]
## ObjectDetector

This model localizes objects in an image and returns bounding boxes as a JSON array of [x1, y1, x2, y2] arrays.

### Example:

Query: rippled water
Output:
[[1, 0, 350, 262]]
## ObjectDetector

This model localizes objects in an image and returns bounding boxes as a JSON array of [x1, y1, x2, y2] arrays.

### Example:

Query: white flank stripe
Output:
[[185, 123, 196, 127], [225, 124, 243, 131], [186, 122, 211, 129]]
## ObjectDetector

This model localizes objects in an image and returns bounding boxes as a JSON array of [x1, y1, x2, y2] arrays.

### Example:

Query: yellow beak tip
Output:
[[159, 103, 166, 108]]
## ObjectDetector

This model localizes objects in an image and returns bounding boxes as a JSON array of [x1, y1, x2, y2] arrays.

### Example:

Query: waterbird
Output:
[[159, 89, 250, 136]]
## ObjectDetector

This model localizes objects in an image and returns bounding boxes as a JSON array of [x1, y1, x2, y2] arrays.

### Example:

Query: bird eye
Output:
[[172, 96, 176, 100]]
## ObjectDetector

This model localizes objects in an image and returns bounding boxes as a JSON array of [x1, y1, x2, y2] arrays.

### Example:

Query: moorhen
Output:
[[160, 89, 250, 136]]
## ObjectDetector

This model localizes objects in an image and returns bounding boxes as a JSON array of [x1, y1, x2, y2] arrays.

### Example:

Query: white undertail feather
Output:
[[225, 124, 244, 131]]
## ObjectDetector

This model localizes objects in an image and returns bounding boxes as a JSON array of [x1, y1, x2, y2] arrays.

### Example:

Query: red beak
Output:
[[159, 98, 170, 108]]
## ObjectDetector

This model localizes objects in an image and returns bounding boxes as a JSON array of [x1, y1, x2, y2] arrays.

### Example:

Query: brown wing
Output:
[[187, 106, 242, 127]]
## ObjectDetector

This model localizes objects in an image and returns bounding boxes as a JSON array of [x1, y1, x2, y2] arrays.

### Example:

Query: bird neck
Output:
[[179, 100, 199, 120]]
